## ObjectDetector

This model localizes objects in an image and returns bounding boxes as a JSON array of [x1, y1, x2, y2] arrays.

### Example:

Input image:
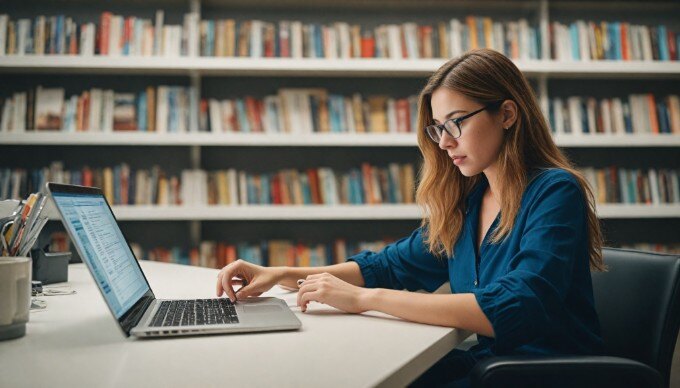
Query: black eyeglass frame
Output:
[[425, 100, 505, 143]]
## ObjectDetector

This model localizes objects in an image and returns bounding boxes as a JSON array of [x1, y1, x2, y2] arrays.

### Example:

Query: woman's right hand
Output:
[[216, 259, 283, 302]]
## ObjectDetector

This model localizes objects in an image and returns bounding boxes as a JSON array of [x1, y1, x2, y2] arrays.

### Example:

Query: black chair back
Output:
[[592, 248, 680, 385]]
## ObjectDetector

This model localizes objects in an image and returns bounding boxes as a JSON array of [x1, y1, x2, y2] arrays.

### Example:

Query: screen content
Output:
[[51, 192, 149, 318]]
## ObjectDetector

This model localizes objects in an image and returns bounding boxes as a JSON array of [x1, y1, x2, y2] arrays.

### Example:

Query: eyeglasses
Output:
[[425, 100, 504, 143]]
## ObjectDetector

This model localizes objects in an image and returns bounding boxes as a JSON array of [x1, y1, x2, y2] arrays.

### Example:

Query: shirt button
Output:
[[473, 280, 478, 286]]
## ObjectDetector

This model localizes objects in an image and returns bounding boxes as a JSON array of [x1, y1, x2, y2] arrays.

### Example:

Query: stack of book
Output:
[[549, 94, 680, 135]]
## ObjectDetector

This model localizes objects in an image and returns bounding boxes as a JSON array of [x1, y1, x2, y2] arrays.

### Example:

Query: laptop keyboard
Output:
[[150, 299, 239, 327]]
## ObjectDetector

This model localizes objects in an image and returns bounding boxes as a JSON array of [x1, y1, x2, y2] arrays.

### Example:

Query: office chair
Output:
[[469, 248, 680, 388]]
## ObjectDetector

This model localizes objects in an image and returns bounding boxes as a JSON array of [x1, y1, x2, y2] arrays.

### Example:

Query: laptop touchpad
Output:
[[244, 305, 285, 313]]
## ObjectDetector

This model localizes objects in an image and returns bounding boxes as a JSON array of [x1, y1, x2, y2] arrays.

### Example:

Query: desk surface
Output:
[[0, 261, 470, 388]]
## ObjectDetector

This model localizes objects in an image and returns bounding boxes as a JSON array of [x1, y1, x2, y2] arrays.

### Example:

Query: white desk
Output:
[[0, 261, 471, 387]]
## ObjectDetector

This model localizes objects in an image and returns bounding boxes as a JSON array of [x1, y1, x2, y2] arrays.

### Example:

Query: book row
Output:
[[0, 12, 199, 57], [136, 238, 393, 269], [3, 12, 679, 62], [48, 231, 680, 268], [0, 12, 543, 59], [195, 16, 542, 60], [0, 86, 418, 134], [4, 163, 678, 207], [549, 94, 680, 135], [206, 90, 418, 134], [5, 85, 680, 136], [48, 230, 393, 268], [0, 85, 198, 133], [580, 167, 680, 205], [550, 20, 679, 62], [1, 162, 417, 206]]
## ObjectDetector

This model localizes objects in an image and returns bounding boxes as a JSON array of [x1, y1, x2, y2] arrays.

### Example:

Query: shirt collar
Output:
[[465, 168, 543, 213]]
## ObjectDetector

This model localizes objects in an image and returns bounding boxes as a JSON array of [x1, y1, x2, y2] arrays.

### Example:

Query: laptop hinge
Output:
[[118, 291, 155, 336]]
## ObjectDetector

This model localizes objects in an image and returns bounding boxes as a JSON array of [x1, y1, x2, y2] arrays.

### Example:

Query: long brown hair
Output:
[[415, 48, 605, 271]]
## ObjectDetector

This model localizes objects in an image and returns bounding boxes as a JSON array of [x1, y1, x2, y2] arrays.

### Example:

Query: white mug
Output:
[[0, 257, 31, 340]]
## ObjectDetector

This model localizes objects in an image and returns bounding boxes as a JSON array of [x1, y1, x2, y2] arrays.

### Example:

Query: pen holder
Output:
[[31, 248, 71, 285], [0, 257, 31, 341]]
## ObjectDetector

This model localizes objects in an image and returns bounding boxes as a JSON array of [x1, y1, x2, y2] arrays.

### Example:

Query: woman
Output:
[[215, 48, 605, 386]]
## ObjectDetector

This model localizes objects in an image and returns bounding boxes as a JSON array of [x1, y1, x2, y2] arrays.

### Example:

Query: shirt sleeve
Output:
[[471, 176, 587, 353], [346, 227, 449, 292]]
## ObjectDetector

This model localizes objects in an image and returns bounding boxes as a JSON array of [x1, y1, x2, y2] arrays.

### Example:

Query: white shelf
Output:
[[110, 204, 423, 220], [52, 203, 678, 221], [1, 56, 679, 78], [595, 204, 680, 219], [3, 132, 680, 147], [23, 198, 680, 221], [0, 132, 419, 146], [551, 134, 680, 147], [517, 60, 680, 79]]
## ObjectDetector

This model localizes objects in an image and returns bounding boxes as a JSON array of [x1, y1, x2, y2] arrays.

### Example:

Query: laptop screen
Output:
[[51, 190, 150, 319]]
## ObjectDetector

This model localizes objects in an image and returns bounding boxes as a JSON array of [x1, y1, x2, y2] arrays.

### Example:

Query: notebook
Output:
[[46, 182, 301, 338]]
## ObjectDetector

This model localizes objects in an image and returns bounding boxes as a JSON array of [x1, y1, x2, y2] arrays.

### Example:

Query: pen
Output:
[[239, 277, 249, 290], [5, 203, 25, 253], [17, 194, 46, 253], [0, 220, 12, 256], [18, 217, 49, 257], [232, 277, 248, 302], [9, 194, 38, 255]]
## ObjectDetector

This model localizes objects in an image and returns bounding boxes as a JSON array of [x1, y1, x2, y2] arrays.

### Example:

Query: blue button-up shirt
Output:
[[347, 168, 604, 360]]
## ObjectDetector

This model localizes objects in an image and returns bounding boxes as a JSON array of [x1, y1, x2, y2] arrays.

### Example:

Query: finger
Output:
[[300, 290, 322, 313], [230, 278, 245, 298], [297, 282, 311, 306], [217, 267, 230, 297], [235, 282, 255, 300], [296, 281, 318, 307], [216, 271, 244, 295], [220, 263, 242, 302], [305, 272, 331, 282], [216, 271, 224, 297], [305, 273, 324, 281]]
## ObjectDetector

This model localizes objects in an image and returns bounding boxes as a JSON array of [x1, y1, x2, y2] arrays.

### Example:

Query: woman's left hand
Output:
[[297, 273, 370, 314]]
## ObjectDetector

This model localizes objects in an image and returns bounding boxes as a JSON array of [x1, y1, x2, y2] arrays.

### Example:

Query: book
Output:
[[34, 87, 64, 130], [113, 93, 137, 131]]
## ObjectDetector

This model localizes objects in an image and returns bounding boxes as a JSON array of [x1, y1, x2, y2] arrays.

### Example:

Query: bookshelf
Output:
[[1, 0, 679, 260]]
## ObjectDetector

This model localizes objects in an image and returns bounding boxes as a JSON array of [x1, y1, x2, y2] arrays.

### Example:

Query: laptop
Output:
[[46, 182, 302, 338]]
